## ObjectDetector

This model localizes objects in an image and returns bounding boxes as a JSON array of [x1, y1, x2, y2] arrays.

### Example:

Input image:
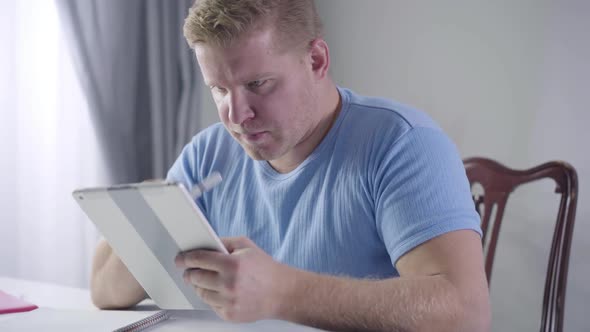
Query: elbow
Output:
[[90, 279, 111, 309], [90, 275, 118, 309], [91, 291, 112, 310], [465, 283, 491, 332], [477, 300, 492, 331], [457, 299, 491, 332], [419, 302, 490, 332], [419, 287, 491, 332], [448, 275, 491, 332], [452, 289, 491, 332], [90, 272, 137, 310], [90, 284, 137, 310], [89, 243, 147, 309]]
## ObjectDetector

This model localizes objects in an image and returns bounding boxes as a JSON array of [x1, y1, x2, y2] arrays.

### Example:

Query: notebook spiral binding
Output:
[[113, 310, 170, 332]]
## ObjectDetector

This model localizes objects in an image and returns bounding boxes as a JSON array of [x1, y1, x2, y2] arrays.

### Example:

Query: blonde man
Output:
[[90, 1, 490, 331]]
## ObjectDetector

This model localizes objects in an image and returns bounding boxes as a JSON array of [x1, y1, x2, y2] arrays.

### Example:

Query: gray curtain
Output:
[[55, 0, 201, 183]]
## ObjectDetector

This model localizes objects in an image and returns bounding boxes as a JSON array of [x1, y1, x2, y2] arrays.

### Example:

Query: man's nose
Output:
[[227, 90, 254, 125]]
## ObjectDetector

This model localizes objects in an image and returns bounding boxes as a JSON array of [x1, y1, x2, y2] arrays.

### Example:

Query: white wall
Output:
[[315, 1, 589, 331]]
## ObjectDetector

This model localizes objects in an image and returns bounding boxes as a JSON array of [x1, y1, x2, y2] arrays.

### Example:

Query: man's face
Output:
[[194, 28, 320, 165]]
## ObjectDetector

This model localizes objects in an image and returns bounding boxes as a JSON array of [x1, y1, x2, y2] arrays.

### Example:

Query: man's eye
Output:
[[248, 80, 266, 89], [211, 86, 227, 94]]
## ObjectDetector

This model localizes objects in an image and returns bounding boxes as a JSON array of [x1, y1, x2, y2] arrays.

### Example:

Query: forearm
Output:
[[90, 239, 147, 309], [278, 270, 489, 332]]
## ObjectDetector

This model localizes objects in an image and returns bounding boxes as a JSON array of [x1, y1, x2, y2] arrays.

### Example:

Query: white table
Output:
[[0, 277, 95, 311], [0, 277, 327, 331]]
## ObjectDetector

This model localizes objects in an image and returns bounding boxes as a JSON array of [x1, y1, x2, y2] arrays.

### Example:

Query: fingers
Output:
[[221, 236, 255, 253], [184, 268, 222, 291], [175, 249, 229, 272], [194, 286, 227, 308]]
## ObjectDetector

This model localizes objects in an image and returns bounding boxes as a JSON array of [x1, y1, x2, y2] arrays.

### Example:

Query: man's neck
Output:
[[269, 84, 341, 174]]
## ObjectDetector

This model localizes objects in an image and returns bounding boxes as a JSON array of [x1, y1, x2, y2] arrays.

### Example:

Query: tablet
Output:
[[72, 181, 227, 310]]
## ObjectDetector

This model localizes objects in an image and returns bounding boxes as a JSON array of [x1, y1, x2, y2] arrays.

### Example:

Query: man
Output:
[[90, 0, 491, 331]]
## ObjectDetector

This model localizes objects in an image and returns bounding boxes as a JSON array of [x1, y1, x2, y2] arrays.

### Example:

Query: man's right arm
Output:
[[90, 239, 148, 309]]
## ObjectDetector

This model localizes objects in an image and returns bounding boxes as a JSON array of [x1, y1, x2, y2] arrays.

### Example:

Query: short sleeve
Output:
[[374, 127, 481, 267]]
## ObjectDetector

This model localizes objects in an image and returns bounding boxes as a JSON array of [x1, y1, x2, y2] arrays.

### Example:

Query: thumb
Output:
[[221, 236, 256, 253]]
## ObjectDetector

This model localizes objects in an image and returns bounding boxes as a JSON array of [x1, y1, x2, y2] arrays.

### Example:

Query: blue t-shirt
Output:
[[167, 87, 481, 278]]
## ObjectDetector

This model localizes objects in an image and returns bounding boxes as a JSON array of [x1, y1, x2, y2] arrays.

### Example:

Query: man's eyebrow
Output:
[[204, 72, 275, 87], [204, 80, 220, 88], [244, 72, 274, 82]]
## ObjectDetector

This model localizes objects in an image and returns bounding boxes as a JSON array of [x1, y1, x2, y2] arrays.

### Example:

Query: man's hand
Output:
[[175, 237, 293, 322]]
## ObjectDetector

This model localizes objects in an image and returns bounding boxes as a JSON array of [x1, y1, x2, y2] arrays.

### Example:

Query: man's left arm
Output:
[[176, 229, 490, 332]]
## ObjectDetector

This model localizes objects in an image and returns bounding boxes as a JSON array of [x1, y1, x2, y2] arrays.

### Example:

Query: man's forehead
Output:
[[195, 27, 279, 59], [194, 29, 291, 83]]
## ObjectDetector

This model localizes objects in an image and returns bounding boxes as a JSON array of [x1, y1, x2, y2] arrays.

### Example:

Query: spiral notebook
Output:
[[113, 310, 169, 332], [0, 308, 328, 331], [0, 308, 162, 331]]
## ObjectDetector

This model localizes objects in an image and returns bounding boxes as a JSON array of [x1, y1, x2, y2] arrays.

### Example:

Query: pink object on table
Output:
[[0, 290, 38, 314]]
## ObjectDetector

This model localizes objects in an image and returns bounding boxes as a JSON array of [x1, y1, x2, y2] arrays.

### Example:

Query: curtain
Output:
[[55, 0, 202, 183], [0, 0, 107, 288], [0, 0, 203, 289]]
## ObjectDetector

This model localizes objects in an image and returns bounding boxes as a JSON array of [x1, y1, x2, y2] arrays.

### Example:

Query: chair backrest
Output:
[[463, 157, 578, 332]]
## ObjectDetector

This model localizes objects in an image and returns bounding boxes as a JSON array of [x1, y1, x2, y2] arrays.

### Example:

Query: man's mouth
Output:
[[240, 131, 269, 143]]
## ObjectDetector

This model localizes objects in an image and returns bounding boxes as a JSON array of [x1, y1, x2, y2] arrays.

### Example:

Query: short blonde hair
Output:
[[183, 0, 323, 51]]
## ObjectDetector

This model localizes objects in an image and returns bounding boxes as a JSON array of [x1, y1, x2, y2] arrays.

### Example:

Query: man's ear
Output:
[[308, 38, 330, 80]]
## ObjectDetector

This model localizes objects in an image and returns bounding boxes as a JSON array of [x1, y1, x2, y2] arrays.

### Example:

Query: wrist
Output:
[[271, 263, 306, 321]]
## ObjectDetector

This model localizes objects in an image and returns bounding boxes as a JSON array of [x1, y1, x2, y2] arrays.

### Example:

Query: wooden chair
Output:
[[463, 157, 578, 332]]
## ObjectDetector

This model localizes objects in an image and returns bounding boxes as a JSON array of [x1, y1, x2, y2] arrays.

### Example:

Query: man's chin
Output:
[[241, 145, 276, 161]]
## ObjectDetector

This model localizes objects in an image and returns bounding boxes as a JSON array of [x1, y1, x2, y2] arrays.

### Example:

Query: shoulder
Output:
[[336, 87, 449, 159], [340, 87, 440, 131], [335, 88, 468, 199]]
